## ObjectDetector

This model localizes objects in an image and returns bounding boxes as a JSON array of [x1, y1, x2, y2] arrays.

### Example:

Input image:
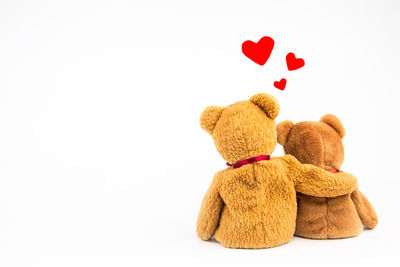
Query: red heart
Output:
[[286, 52, 305, 71], [274, 78, 287, 90], [242, 36, 274, 66]]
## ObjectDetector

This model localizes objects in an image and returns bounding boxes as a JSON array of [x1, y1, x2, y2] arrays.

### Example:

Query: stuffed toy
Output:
[[276, 114, 378, 239], [196, 94, 358, 249]]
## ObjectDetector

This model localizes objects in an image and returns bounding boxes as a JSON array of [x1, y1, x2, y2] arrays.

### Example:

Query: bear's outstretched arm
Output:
[[296, 165, 358, 197], [351, 189, 378, 229], [282, 155, 358, 197], [196, 172, 224, 240]]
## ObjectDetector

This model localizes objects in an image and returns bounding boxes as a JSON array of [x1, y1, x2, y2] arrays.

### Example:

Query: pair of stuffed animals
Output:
[[196, 93, 377, 249]]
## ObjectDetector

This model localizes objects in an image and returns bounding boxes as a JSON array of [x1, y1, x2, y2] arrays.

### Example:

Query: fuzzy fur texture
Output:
[[197, 95, 358, 248], [277, 115, 378, 239]]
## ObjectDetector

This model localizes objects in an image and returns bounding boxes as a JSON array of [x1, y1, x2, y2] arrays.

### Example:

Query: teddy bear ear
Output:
[[250, 93, 280, 120], [276, 120, 295, 146], [200, 106, 225, 134], [320, 114, 345, 138]]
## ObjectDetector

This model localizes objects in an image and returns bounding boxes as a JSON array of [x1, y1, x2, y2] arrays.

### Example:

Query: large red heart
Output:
[[242, 36, 275, 66], [274, 78, 287, 90], [286, 52, 305, 71]]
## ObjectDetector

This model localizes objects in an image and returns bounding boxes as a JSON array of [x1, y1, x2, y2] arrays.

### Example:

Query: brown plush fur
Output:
[[277, 115, 378, 239], [197, 95, 358, 248]]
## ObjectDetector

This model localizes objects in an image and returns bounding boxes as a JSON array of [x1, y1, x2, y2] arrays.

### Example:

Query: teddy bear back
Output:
[[200, 94, 279, 164], [277, 114, 345, 170]]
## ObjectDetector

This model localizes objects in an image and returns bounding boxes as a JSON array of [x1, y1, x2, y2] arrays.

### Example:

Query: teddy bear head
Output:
[[200, 93, 280, 164], [276, 114, 345, 170]]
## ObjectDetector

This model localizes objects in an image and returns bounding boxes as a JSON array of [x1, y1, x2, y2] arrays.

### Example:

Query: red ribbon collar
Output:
[[226, 155, 270, 169], [325, 168, 340, 173], [226, 156, 339, 171]]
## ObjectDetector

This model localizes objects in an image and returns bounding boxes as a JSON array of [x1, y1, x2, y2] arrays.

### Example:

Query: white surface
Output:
[[0, 0, 399, 266]]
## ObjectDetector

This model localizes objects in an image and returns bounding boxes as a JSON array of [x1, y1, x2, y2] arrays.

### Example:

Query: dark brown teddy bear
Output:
[[277, 114, 378, 239]]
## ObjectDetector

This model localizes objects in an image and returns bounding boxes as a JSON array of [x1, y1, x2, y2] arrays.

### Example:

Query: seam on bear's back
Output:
[[310, 124, 325, 168]]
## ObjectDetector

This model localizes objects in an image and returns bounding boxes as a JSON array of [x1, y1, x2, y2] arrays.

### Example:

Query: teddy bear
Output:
[[196, 94, 358, 249], [276, 114, 378, 239]]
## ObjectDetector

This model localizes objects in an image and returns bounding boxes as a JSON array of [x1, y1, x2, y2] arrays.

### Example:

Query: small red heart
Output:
[[286, 52, 305, 71], [274, 78, 287, 90], [242, 36, 275, 66]]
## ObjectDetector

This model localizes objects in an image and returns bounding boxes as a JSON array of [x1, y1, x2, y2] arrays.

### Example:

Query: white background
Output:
[[1, 0, 399, 266]]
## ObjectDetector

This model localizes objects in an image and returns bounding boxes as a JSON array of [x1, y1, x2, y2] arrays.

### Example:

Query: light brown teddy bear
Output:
[[277, 114, 378, 239], [196, 94, 358, 249]]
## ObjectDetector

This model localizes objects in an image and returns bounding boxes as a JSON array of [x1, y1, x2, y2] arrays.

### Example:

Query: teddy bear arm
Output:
[[196, 173, 224, 241], [295, 165, 358, 197], [351, 189, 378, 229]]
